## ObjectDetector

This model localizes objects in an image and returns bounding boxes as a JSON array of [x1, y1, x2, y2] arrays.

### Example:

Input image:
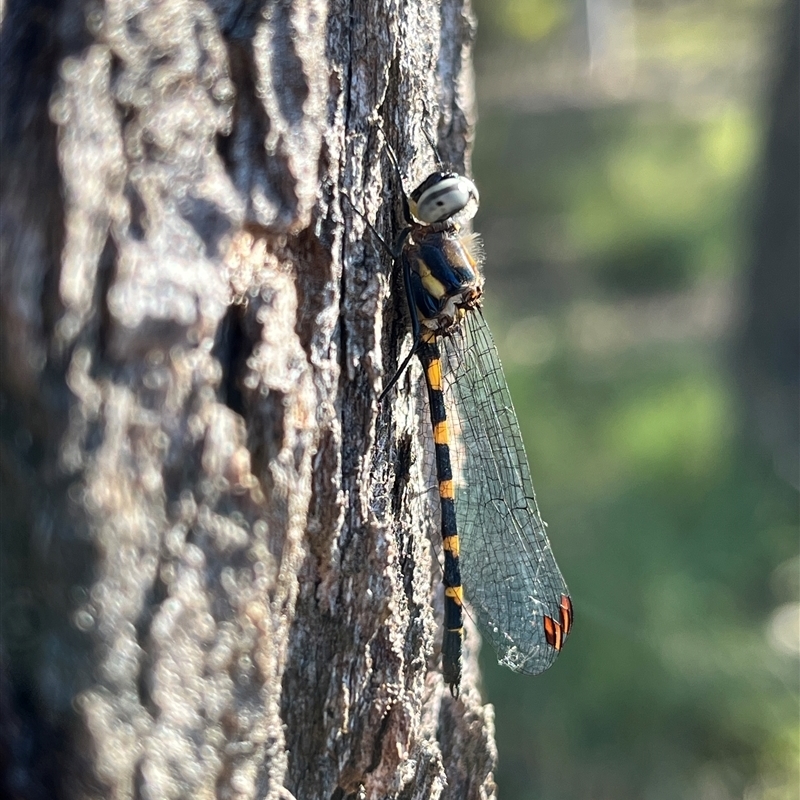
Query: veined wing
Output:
[[438, 311, 571, 674]]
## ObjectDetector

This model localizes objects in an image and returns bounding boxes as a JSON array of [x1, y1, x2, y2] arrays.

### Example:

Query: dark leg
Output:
[[378, 251, 423, 401]]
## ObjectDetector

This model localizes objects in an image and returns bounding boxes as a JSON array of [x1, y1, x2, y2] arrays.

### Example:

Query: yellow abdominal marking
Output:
[[426, 358, 443, 391], [445, 586, 464, 605], [433, 420, 449, 444], [442, 535, 460, 557]]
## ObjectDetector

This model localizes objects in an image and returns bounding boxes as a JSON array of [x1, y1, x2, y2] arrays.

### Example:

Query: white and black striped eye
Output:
[[410, 172, 480, 224]]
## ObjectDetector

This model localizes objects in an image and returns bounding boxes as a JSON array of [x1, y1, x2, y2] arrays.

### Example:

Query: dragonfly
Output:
[[352, 136, 572, 696]]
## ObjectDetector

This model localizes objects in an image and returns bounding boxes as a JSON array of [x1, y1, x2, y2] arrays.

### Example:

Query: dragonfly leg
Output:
[[378, 250, 422, 401]]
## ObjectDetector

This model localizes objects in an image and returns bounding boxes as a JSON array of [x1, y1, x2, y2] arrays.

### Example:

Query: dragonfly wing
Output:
[[439, 311, 571, 674]]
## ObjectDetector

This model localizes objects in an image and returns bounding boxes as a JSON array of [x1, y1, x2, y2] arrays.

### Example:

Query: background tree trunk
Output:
[[0, 1, 497, 798], [737, 0, 799, 488]]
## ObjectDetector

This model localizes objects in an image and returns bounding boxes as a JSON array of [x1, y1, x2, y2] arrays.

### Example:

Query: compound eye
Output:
[[412, 174, 480, 224]]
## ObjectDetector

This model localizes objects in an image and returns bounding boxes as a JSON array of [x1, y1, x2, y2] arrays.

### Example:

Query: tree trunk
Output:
[[737, 0, 799, 487], [0, 1, 497, 799]]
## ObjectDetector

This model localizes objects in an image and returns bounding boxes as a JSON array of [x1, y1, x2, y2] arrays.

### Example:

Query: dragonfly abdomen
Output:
[[418, 331, 464, 694]]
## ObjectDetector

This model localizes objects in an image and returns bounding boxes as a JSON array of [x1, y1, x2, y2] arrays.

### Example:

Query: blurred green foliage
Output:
[[469, 0, 798, 797], [475, 105, 755, 296], [491, 0, 570, 41]]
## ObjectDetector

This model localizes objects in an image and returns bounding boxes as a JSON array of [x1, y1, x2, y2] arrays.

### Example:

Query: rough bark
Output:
[[0, 1, 497, 799]]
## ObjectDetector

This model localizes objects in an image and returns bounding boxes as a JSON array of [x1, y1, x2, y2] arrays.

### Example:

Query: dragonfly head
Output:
[[409, 172, 480, 225]]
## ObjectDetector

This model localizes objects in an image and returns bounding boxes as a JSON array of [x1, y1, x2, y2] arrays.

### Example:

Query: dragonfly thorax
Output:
[[404, 226, 484, 334]]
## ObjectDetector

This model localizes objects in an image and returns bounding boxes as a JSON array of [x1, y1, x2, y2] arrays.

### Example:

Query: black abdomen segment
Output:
[[418, 333, 463, 695]]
